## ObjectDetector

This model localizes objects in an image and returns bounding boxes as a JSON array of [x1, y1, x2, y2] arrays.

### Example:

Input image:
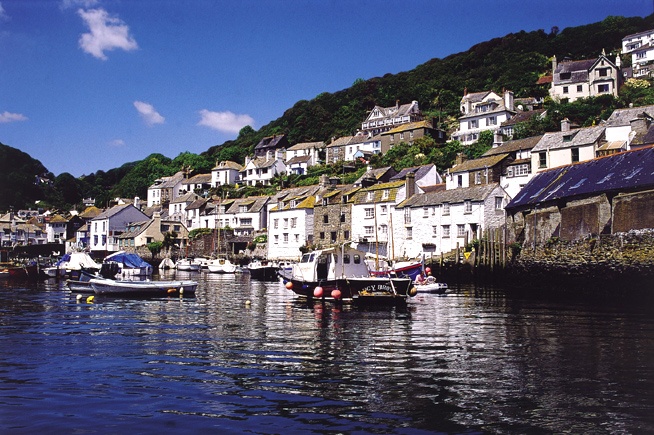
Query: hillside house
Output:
[[241, 151, 287, 186], [446, 153, 510, 191], [549, 53, 621, 103], [45, 214, 68, 244], [285, 141, 324, 174], [168, 192, 200, 223], [360, 100, 424, 136], [181, 173, 212, 197], [117, 212, 188, 250], [603, 105, 654, 150], [147, 171, 185, 207], [483, 134, 543, 198], [220, 196, 269, 236], [211, 160, 243, 187], [452, 90, 516, 145], [622, 29, 654, 78], [254, 134, 290, 158], [381, 120, 446, 154], [312, 175, 360, 248], [90, 204, 149, 253], [389, 164, 443, 188]]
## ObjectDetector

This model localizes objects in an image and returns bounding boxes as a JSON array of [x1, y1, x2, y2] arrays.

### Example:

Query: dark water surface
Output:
[[1, 272, 653, 434]]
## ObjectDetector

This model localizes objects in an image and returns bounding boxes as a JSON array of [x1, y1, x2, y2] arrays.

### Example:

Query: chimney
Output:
[[455, 152, 467, 166], [551, 55, 557, 90], [244, 155, 251, 166], [493, 131, 504, 148], [405, 172, 416, 198], [319, 174, 329, 188], [329, 177, 339, 186], [561, 118, 571, 132], [266, 150, 272, 161], [630, 113, 651, 135], [504, 90, 514, 111], [153, 211, 161, 226]]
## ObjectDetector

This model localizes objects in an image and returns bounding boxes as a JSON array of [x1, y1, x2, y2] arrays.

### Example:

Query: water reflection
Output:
[[0, 273, 652, 433]]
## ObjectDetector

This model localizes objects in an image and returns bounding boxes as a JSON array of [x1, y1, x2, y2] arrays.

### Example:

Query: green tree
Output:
[[147, 241, 163, 259]]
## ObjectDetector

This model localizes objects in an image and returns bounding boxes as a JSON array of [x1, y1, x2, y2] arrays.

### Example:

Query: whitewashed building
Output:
[[211, 161, 243, 187], [531, 121, 605, 173], [146, 171, 185, 207], [285, 142, 324, 175], [89, 204, 149, 253], [241, 151, 287, 186], [452, 90, 516, 145], [549, 53, 621, 103], [622, 29, 654, 78], [267, 189, 318, 261]]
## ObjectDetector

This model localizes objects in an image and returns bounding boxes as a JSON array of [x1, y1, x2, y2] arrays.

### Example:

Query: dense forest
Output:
[[2, 14, 654, 212]]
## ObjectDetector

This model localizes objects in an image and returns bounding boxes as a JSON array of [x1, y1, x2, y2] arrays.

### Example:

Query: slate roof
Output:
[[184, 173, 211, 184], [351, 180, 405, 204], [384, 120, 433, 134], [212, 160, 243, 171], [501, 109, 546, 127], [554, 58, 596, 84], [604, 105, 654, 127], [397, 184, 501, 208], [150, 171, 185, 189], [170, 192, 200, 204], [225, 196, 269, 214], [390, 164, 435, 182], [254, 135, 288, 152], [461, 91, 492, 104], [92, 204, 135, 220], [506, 146, 654, 211], [245, 156, 279, 169], [484, 135, 543, 157], [185, 198, 209, 211], [327, 134, 369, 148], [450, 154, 510, 173], [286, 155, 312, 165], [354, 166, 397, 186], [531, 126, 605, 152], [287, 141, 324, 151]]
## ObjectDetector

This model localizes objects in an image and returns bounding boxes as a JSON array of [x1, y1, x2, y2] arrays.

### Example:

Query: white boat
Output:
[[246, 259, 278, 280], [159, 257, 176, 270], [89, 277, 198, 296], [176, 258, 201, 272], [104, 251, 153, 278], [207, 255, 237, 274], [44, 252, 101, 278], [415, 276, 448, 294]]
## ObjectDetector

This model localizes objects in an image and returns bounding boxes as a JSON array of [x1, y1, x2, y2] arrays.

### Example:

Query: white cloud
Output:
[[0, 2, 8, 21], [77, 8, 138, 60], [133, 101, 164, 126], [197, 109, 254, 134], [109, 139, 125, 147], [0, 111, 28, 123], [60, 0, 98, 10]]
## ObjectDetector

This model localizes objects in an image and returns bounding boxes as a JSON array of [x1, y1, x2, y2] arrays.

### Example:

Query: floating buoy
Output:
[[76, 294, 82, 302], [167, 288, 177, 294], [86, 295, 95, 303], [285, 281, 293, 290], [425, 267, 431, 274], [313, 286, 323, 298], [331, 289, 342, 300], [179, 288, 184, 295], [409, 286, 418, 297], [245, 299, 251, 306]]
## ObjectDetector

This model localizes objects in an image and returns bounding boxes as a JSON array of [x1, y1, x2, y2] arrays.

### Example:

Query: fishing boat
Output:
[[104, 251, 153, 278], [279, 245, 415, 304], [207, 255, 237, 274], [246, 259, 278, 280], [89, 277, 197, 296]]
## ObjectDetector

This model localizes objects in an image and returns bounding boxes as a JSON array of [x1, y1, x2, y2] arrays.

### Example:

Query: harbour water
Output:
[[1, 272, 653, 434]]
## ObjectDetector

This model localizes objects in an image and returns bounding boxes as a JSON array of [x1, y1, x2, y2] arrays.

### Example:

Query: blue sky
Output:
[[0, 0, 650, 177]]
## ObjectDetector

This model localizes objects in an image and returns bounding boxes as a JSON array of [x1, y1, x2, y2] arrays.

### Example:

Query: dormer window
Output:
[[367, 191, 374, 202], [382, 189, 389, 199]]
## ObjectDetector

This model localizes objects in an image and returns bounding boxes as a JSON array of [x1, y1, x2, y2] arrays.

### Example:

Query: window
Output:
[[637, 52, 646, 60], [539, 152, 547, 168], [406, 227, 412, 239], [353, 255, 361, 264], [382, 189, 389, 199], [443, 203, 450, 216], [507, 167, 514, 177], [495, 197, 503, 210], [457, 224, 465, 237], [274, 235, 279, 244], [577, 85, 583, 92], [404, 208, 411, 224], [442, 225, 450, 238], [239, 205, 248, 213], [323, 214, 328, 224], [283, 233, 288, 243], [340, 213, 346, 223], [468, 120, 478, 129], [344, 230, 349, 239], [475, 172, 482, 184], [295, 234, 300, 242], [423, 207, 429, 218], [598, 84, 610, 93], [330, 232, 337, 242], [487, 116, 496, 125], [319, 232, 325, 240], [560, 72, 571, 80], [283, 218, 288, 228], [465, 200, 472, 213], [400, 132, 405, 140], [343, 254, 350, 264], [598, 68, 608, 77], [240, 218, 252, 226], [380, 225, 387, 234], [291, 217, 297, 228], [571, 147, 580, 163], [365, 208, 374, 218], [364, 226, 373, 235], [432, 226, 438, 236], [562, 86, 569, 94], [380, 205, 388, 214], [367, 191, 374, 202]]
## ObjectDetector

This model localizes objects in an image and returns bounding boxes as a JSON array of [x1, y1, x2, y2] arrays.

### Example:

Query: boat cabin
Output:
[[294, 246, 370, 281]]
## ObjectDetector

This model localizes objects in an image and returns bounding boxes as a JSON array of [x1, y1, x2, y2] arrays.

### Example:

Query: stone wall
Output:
[[613, 190, 654, 232]]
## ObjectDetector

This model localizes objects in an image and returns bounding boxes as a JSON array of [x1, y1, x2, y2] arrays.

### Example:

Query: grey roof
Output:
[[269, 185, 321, 203], [397, 184, 501, 208], [461, 91, 492, 104], [224, 196, 269, 214], [184, 173, 212, 184], [286, 155, 312, 165], [92, 203, 134, 220], [554, 58, 596, 84], [287, 141, 324, 151], [185, 198, 208, 211], [531, 126, 605, 152], [390, 164, 435, 182], [150, 171, 185, 189], [501, 109, 545, 127], [506, 146, 654, 211], [212, 160, 243, 171], [458, 102, 515, 120], [170, 192, 200, 204], [604, 105, 654, 127], [484, 135, 543, 156], [354, 166, 397, 186], [450, 154, 510, 173]]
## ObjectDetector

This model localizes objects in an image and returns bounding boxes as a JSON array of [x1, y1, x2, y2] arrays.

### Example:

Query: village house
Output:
[[353, 166, 398, 187], [220, 196, 269, 236], [505, 146, 654, 247], [394, 183, 508, 259], [241, 151, 287, 186], [253, 134, 290, 158], [312, 175, 360, 248], [45, 214, 68, 244], [181, 173, 212, 197], [146, 171, 185, 207], [549, 52, 621, 103], [451, 90, 516, 145], [211, 160, 243, 187], [72, 206, 103, 250], [267, 185, 321, 260], [184, 197, 212, 230], [117, 212, 188, 250], [89, 204, 149, 254], [482, 134, 543, 198], [285, 141, 324, 175], [446, 153, 510, 191], [0, 212, 46, 246], [360, 100, 423, 136], [326, 134, 370, 164], [603, 105, 654, 151], [531, 120, 606, 173], [622, 29, 654, 78], [389, 163, 443, 188], [499, 108, 546, 139], [380, 120, 446, 154], [168, 192, 200, 223]]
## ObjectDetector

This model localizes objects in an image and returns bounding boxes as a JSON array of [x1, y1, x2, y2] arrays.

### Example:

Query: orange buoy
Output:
[[313, 286, 323, 298], [425, 267, 431, 274], [285, 281, 293, 290], [409, 286, 418, 297], [331, 289, 341, 300], [167, 288, 177, 294]]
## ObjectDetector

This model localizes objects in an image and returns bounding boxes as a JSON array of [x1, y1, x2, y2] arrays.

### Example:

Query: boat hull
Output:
[[89, 279, 198, 296], [248, 266, 278, 281], [284, 276, 413, 304]]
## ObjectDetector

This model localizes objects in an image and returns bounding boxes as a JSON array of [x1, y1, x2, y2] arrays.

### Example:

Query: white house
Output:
[[285, 141, 324, 174], [482, 134, 542, 199], [531, 121, 606, 173], [184, 197, 212, 230], [89, 204, 149, 253], [452, 90, 516, 145], [622, 29, 654, 78], [146, 171, 185, 207], [360, 100, 423, 136], [603, 105, 654, 147], [168, 192, 200, 223], [181, 173, 212, 197], [549, 53, 621, 103], [241, 151, 287, 186], [394, 184, 508, 259], [45, 214, 68, 243], [220, 196, 269, 236], [211, 160, 243, 187], [267, 189, 318, 261]]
